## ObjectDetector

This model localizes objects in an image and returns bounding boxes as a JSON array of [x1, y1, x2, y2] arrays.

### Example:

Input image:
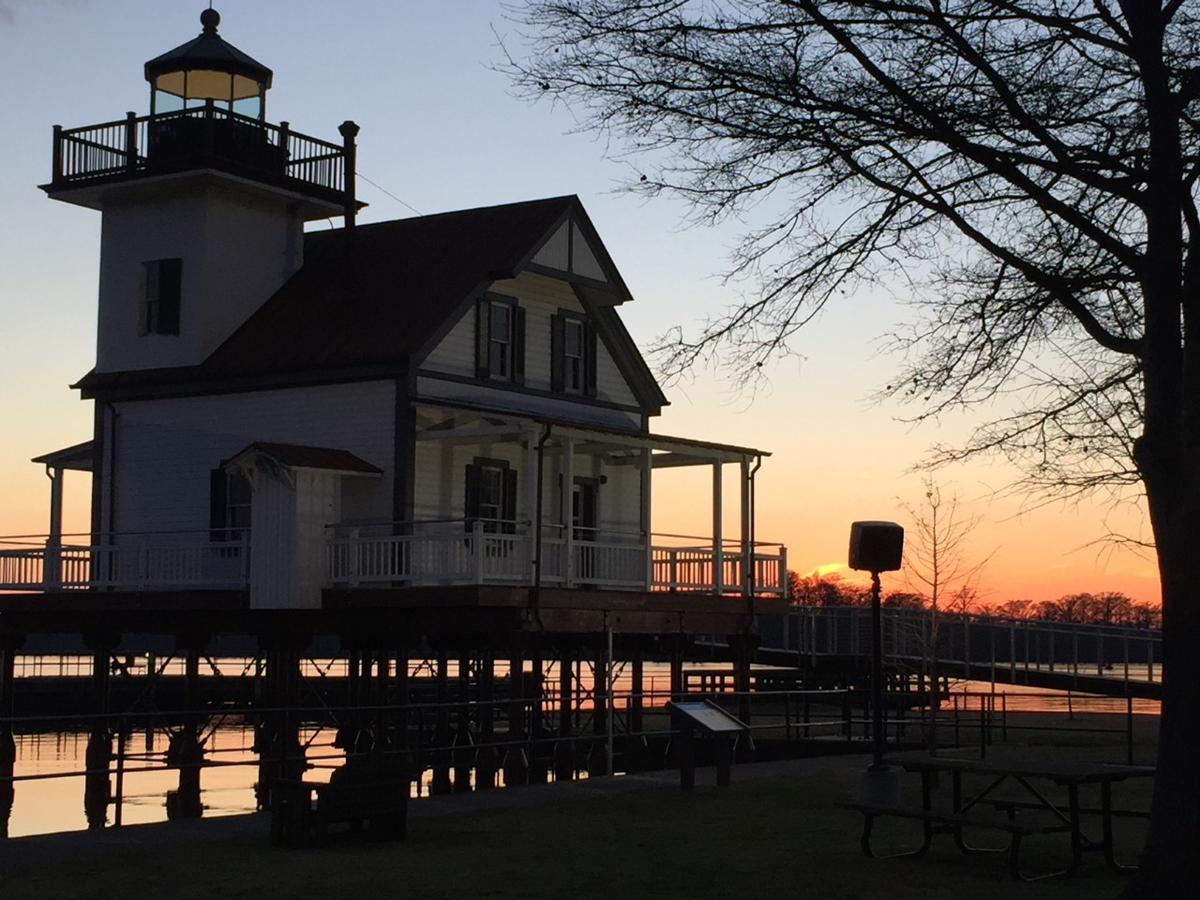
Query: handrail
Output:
[[51, 107, 347, 197]]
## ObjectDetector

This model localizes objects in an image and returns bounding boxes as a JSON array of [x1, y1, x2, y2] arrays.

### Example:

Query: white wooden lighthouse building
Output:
[[1, 9, 787, 610]]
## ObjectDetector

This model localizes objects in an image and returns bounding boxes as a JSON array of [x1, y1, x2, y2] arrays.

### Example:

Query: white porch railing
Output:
[[326, 521, 788, 596], [0, 532, 250, 591]]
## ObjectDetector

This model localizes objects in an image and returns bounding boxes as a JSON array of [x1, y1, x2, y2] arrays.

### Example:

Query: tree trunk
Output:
[[1126, 461, 1200, 897]]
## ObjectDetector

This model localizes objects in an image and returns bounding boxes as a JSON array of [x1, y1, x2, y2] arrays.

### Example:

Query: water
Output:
[[4, 663, 1158, 839]]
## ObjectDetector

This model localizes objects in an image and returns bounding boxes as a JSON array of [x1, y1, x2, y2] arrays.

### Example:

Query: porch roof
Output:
[[224, 442, 383, 476], [31, 440, 94, 472], [414, 402, 769, 466]]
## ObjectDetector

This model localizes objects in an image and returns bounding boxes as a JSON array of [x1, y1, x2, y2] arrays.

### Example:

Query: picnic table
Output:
[[838, 751, 1154, 880]]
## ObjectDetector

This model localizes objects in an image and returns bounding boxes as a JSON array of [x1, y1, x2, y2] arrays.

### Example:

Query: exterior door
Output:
[[573, 479, 598, 582]]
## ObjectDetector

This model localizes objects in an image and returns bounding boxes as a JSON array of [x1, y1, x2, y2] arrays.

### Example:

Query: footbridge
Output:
[[756, 606, 1163, 700]]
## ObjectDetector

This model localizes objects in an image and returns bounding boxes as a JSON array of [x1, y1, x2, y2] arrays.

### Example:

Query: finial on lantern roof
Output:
[[200, 7, 220, 35]]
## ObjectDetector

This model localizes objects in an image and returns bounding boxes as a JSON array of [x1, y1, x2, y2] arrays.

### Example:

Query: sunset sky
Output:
[[0, 0, 1161, 604]]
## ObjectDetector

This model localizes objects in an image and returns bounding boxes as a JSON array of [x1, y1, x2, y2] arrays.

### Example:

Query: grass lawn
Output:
[[0, 734, 1153, 900]]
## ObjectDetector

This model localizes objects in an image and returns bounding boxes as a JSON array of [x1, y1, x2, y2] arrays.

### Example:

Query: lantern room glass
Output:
[[151, 69, 266, 120]]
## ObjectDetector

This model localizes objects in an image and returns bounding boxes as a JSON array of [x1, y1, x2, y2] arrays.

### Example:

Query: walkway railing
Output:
[[0, 532, 249, 591], [325, 520, 788, 595], [762, 605, 1163, 689]]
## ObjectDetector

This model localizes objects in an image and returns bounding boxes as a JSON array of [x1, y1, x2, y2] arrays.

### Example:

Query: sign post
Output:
[[848, 520, 904, 804]]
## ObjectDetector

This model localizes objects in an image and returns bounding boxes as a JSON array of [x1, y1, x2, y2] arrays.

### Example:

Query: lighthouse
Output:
[[43, 8, 357, 375]]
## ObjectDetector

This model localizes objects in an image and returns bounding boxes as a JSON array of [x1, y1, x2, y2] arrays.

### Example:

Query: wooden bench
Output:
[[835, 800, 1072, 880], [271, 775, 409, 846]]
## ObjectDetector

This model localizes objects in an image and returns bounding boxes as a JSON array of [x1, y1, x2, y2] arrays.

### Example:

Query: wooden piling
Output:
[[554, 650, 574, 781], [588, 646, 609, 777], [477, 650, 496, 790], [0, 637, 18, 839], [504, 651, 528, 786], [431, 652, 451, 795], [453, 653, 473, 793]]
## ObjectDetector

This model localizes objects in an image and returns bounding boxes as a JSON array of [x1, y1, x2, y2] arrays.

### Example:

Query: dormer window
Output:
[[476, 294, 525, 384], [139, 258, 182, 336]]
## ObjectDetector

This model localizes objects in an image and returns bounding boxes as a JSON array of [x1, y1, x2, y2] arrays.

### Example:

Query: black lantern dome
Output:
[[144, 8, 273, 119]]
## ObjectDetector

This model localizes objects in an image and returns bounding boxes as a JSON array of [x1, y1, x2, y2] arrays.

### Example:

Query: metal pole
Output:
[[870, 571, 885, 768], [606, 625, 614, 777]]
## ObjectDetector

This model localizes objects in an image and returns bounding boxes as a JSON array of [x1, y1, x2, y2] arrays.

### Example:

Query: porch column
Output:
[[712, 462, 723, 594], [525, 432, 538, 581], [562, 438, 575, 588], [44, 467, 64, 589], [641, 448, 652, 590], [740, 456, 752, 598]]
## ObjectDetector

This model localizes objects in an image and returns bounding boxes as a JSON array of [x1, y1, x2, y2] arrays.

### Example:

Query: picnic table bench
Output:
[[271, 769, 409, 846], [837, 752, 1154, 880]]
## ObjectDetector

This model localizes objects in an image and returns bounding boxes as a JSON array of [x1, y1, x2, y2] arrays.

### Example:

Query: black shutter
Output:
[[502, 468, 518, 533], [158, 258, 182, 335], [513, 305, 526, 385], [209, 468, 228, 542], [475, 298, 490, 379], [584, 324, 598, 397], [550, 313, 565, 393], [464, 463, 481, 530]]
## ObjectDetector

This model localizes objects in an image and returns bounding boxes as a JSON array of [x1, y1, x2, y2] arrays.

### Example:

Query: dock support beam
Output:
[[504, 651, 528, 786], [626, 645, 648, 772], [83, 635, 116, 830], [478, 651, 496, 790], [167, 639, 205, 819], [0, 636, 20, 839], [529, 649, 547, 783], [431, 652, 452, 795], [453, 653, 473, 793], [588, 646, 609, 777], [554, 650, 574, 781]]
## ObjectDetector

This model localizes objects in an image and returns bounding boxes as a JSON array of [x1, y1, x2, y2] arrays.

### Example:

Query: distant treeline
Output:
[[787, 572, 1161, 629]]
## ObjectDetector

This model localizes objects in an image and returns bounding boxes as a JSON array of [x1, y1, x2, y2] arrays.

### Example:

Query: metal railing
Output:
[[0, 532, 249, 591], [51, 105, 347, 198], [763, 605, 1162, 689]]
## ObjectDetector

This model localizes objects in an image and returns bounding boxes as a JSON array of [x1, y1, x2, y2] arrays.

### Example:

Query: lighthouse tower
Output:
[[43, 8, 357, 375]]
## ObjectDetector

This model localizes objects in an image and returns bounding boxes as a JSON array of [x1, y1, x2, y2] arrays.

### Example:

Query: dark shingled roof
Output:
[[229, 442, 382, 475], [145, 9, 273, 87], [75, 195, 577, 393]]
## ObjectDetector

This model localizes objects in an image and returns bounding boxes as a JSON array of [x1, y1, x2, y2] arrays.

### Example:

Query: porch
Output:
[[0, 526, 786, 596], [5, 404, 788, 603]]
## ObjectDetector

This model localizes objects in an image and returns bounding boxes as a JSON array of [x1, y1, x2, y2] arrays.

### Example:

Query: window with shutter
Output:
[[464, 457, 517, 535], [140, 259, 182, 336], [476, 294, 523, 383], [552, 310, 597, 397]]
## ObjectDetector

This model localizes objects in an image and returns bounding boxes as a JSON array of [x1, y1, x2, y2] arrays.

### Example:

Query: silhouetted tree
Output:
[[508, 5, 1199, 888], [787, 570, 869, 606], [899, 479, 989, 751], [994, 598, 1035, 620]]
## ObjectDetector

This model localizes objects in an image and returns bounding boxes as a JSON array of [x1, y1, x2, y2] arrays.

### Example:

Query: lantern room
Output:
[[144, 8, 272, 120]]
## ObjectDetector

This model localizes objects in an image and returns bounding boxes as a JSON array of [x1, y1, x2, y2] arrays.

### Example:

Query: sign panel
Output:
[[669, 700, 747, 735]]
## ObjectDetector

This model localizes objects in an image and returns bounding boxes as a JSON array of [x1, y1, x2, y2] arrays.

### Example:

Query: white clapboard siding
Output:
[[420, 270, 641, 408], [413, 435, 642, 534], [111, 381, 395, 534]]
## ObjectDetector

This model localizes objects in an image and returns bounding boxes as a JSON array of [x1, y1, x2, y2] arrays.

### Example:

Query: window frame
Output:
[[139, 258, 182, 336], [551, 309, 597, 397], [475, 293, 525, 385]]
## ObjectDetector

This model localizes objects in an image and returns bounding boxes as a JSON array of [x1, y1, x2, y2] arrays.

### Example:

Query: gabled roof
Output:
[[206, 196, 575, 377], [74, 195, 667, 412], [225, 442, 381, 476]]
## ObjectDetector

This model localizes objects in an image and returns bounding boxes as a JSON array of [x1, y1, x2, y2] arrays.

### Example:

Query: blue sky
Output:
[[0, 0, 1160, 602]]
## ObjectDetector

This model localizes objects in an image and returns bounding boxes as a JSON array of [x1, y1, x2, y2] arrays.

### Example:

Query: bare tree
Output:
[[505, 3, 1200, 891], [901, 479, 989, 753]]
